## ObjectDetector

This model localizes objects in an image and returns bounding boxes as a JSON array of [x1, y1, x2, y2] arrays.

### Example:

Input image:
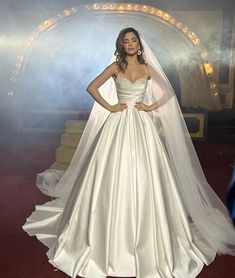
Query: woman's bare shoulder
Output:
[[109, 61, 120, 78]]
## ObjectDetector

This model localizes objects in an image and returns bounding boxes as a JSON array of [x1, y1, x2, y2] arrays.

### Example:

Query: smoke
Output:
[[0, 1, 233, 114]]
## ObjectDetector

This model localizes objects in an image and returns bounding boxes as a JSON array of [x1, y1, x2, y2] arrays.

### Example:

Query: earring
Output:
[[137, 49, 142, 56]]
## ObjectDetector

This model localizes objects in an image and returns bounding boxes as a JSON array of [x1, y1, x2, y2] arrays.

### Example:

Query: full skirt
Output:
[[23, 108, 215, 278]]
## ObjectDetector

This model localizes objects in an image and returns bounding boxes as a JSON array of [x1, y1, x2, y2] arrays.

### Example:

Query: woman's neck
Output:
[[126, 54, 139, 65]]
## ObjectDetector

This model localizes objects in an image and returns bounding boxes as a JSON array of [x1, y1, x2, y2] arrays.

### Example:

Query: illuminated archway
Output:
[[8, 2, 219, 105]]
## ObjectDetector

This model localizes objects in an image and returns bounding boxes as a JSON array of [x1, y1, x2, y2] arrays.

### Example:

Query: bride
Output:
[[23, 27, 235, 278]]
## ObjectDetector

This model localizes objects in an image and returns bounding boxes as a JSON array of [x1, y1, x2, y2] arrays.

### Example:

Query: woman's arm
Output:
[[86, 62, 127, 112]]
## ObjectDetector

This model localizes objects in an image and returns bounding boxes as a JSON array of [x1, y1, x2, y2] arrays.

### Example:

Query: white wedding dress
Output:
[[23, 73, 220, 278]]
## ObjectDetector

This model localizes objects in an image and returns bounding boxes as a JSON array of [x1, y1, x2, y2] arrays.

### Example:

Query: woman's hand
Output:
[[109, 102, 128, 112], [135, 102, 157, 112]]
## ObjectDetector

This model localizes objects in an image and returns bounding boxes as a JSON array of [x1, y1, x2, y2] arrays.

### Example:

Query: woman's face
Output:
[[122, 32, 140, 56]]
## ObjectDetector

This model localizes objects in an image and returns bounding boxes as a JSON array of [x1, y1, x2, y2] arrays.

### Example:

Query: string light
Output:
[[7, 91, 15, 96], [7, 91, 15, 97], [8, 2, 219, 100], [201, 51, 208, 59], [177, 22, 182, 29], [134, 5, 140, 10], [142, 5, 148, 12], [204, 63, 213, 75], [210, 83, 217, 89], [163, 13, 170, 20], [192, 38, 200, 45]]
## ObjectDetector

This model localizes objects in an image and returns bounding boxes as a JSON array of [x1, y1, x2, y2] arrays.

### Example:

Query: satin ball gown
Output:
[[23, 73, 216, 278]]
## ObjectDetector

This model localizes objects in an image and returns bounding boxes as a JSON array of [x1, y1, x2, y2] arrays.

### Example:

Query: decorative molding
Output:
[[183, 113, 207, 139]]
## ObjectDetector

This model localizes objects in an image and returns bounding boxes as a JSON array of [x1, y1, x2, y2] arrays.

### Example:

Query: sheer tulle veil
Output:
[[39, 35, 235, 258]]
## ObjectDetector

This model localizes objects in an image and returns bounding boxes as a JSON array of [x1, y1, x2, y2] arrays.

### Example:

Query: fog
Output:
[[0, 0, 233, 115]]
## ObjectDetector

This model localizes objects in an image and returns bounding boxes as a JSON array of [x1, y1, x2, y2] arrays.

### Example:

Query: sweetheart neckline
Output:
[[115, 74, 148, 84]]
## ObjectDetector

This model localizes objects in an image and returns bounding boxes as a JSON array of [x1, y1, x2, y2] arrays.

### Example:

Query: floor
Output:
[[0, 132, 235, 278]]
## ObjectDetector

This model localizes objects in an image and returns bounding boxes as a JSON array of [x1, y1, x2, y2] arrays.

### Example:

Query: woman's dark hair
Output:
[[114, 27, 146, 72]]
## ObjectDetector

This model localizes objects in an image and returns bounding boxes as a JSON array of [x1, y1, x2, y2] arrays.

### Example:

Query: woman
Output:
[[23, 27, 235, 278]]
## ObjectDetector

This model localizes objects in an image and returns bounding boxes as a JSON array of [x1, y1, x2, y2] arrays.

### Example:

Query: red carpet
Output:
[[0, 133, 235, 278]]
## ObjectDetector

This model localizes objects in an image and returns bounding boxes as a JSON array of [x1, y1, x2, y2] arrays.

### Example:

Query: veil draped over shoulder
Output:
[[37, 37, 235, 258]]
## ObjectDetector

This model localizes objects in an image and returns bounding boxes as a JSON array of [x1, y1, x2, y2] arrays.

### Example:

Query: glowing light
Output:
[[134, 5, 140, 10], [210, 83, 216, 89], [177, 22, 182, 28], [64, 9, 71, 16], [163, 13, 170, 20], [118, 4, 124, 10], [188, 32, 196, 39], [183, 27, 188, 33], [204, 63, 213, 75], [7, 91, 15, 96], [192, 38, 200, 45], [201, 51, 208, 59], [142, 5, 147, 12], [15, 63, 22, 68], [24, 36, 34, 46], [43, 19, 54, 28], [157, 10, 163, 16]]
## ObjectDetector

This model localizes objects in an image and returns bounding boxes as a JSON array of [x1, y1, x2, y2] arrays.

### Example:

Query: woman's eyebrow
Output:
[[123, 37, 137, 41]]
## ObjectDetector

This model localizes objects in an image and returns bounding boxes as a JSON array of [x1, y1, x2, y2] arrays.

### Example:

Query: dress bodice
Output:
[[114, 74, 148, 107]]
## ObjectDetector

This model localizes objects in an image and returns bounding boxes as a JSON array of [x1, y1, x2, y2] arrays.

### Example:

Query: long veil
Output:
[[37, 37, 235, 258]]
